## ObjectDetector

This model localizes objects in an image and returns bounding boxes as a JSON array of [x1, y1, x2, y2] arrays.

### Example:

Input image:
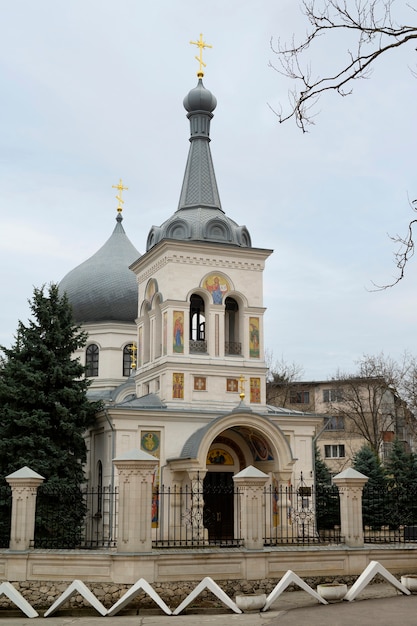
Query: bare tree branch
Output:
[[272, 1, 417, 286], [370, 199, 417, 289], [271, 0, 417, 131]]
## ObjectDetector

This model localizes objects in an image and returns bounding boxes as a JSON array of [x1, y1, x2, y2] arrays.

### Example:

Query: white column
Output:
[[333, 468, 368, 548], [233, 465, 269, 550], [6, 466, 45, 551], [113, 449, 158, 553]]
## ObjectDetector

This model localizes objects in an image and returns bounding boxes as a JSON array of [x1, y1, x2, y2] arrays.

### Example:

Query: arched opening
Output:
[[86, 344, 99, 377], [189, 294, 206, 353], [153, 295, 162, 359], [225, 297, 241, 355], [142, 302, 151, 364], [123, 344, 134, 376]]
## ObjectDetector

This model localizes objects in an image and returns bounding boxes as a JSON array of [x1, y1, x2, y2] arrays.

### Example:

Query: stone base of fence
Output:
[[1, 544, 417, 611]]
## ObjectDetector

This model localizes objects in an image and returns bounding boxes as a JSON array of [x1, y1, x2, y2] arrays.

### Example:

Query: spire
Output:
[[177, 37, 222, 213]]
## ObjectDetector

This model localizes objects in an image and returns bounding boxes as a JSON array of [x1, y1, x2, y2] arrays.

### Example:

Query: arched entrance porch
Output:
[[165, 411, 295, 545]]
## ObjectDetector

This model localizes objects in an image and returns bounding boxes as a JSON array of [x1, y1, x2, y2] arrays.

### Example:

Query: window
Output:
[[190, 294, 205, 341], [323, 388, 343, 403], [325, 416, 345, 431], [290, 390, 310, 404], [123, 344, 134, 377], [324, 444, 345, 458], [86, 344, 99, 377]]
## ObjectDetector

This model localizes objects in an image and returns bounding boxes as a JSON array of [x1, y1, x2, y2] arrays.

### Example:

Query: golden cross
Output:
[[130, 343, 137, 370], [239, 375, 247, 400], [190, 33, 212, 78], [112, 178, 128, 213]]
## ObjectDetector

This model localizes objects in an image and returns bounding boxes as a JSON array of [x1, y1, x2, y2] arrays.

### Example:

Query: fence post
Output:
[[113, 448, 158, 552], [6, 466, 45, 550], [233, 465, 269, 550], [332, 468, 368, 548]]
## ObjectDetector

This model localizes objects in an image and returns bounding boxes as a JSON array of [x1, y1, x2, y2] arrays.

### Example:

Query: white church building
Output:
[[59, 66, 321, 545]]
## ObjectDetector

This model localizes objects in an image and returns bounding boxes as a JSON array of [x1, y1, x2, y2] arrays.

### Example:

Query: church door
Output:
[[203, 472, 234, 542]]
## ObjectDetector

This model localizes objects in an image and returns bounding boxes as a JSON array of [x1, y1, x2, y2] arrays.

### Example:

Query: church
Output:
[[59, 41, 321, 545]]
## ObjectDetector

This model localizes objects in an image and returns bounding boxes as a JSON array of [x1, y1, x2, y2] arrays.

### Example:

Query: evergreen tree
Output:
[[314, 444, 340, 532], [0, 284, 100, 547], [353, 445, 387, 529], [314, 443, 332, 486], [385, 438, 417, 528]]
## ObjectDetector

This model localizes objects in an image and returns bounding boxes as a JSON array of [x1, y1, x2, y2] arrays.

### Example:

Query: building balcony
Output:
[[225, 342, 242, 356]]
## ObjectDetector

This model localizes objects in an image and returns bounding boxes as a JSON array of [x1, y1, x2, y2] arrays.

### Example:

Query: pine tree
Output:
[[0, 284, 100, 547], [385, 438, 417, 528], [314, 444, 340, 532], [353, 445, 387, 529]]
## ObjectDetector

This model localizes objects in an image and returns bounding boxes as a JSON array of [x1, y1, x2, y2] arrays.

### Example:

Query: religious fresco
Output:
[[172, 373, 184, 399], [144, 278, 158, 303], [203, 274, 230, 304], [250, 377, 261, 403], [249, 317, 260, 358], [237, 427, 273, 461], [173, 311, 184, 353], [194, 376, 206, 391], [163, 311, 167, 356], [226, 378, 239, 392], [141, 431, 161, 528], [207, 448, 234, 465]]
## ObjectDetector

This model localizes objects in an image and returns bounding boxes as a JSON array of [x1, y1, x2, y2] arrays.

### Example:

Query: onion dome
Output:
[[59, 213, 140, 323], [146, 79, 252, 251]]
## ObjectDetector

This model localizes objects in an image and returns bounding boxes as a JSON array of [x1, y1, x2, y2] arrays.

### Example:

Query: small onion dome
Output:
[[59, 214, 140, 323], [183, 79, 217, 113]]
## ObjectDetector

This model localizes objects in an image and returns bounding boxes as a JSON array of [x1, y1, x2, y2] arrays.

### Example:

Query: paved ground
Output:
[[1, 583, 417, 625]]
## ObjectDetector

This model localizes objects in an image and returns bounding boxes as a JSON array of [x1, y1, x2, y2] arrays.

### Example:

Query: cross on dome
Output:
[[112, 178, 128, 213], [190, 33, 212, 78]]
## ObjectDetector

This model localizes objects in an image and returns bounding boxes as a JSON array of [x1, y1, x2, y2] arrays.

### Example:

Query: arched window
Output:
[[123, 344, 133, 377], [225, 297, 241, 355], [86, 344, 99, 377], [189, 294, 206, 353]]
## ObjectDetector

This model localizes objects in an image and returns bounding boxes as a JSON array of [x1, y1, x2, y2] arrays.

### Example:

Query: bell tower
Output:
[[130, 49, 272, 411]]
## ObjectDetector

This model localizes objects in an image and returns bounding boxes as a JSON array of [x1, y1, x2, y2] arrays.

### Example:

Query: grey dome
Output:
[[60, 214, 140, 323], [147, 207, 251, 249], [183, 79, 217, 113], [146, 79, 252, 251]]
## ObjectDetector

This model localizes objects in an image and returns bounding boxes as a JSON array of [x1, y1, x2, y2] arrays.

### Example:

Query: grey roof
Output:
[[116, 393, 167, 410], [177, 412, 293, 461], [59, 214, 140, 323], [146, 79, 252, 251]]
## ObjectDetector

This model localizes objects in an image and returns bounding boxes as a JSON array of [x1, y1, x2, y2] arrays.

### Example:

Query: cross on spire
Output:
[[112, 178, 128, 213], [190, 33, 212, 78]]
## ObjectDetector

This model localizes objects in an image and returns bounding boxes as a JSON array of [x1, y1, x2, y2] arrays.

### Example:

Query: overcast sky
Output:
[[1, 0, 417, 380]]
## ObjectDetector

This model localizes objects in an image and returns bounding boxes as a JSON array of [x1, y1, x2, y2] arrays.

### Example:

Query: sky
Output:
[[1, 0, 417, 381]]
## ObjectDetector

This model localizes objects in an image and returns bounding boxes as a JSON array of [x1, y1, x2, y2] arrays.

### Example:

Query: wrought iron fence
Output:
[[263, 483, 342, 546], [153, 475, 242, 548], [33, 484, 118, 549], [0, 483, 12, 549], [153, 475, 343, 548], [362, 484, 417, 543]]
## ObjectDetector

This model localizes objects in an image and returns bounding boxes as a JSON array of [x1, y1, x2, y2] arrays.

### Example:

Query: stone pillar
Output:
[[332, 468, 368, 548], [113, 449, 158, 553], [6, 466, 45, 550], [233, 465, 269, 550]]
